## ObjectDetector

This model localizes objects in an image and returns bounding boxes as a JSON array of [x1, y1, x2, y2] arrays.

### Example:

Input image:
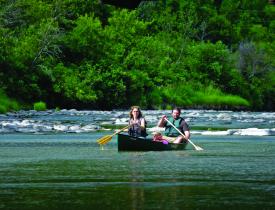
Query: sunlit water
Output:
[[0, 110, 275, 209]]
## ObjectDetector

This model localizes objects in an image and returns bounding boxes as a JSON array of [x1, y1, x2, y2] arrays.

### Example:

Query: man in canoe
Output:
[[157, 107, 190, 144], [128, 106, 147, 137]]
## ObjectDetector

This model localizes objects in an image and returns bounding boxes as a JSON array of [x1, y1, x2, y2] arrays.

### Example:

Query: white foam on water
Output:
[[147, 126, 165, 133], [200, 130, 235, 136], [0, 109, 274, 135], [195, 128, 275, 136], [81, 124, 100, 132], [233, 128, 275, 136], [53, 124, 68, 132], [115, 118, 128, 125]]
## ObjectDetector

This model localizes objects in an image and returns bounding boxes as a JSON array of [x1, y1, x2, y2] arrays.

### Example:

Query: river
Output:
[[0, 109, 274, 209]]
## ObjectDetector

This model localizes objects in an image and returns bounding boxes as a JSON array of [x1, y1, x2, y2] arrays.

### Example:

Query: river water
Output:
[[0, 110, 275, 209]]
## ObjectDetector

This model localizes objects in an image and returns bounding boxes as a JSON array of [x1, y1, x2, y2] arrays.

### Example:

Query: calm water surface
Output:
[[0, 132, 275, 210]]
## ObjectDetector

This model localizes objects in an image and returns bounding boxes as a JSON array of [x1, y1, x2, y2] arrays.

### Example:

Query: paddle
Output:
[[164, 118, 203, 151], [97, 125, 130, 145]]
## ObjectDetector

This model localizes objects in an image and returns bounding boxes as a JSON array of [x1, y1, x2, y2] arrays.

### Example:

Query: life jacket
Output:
[[128, 118, 147, 137], [164, 117, 184, 137]]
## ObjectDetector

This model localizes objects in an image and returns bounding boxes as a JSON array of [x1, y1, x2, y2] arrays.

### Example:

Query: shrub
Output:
[[33, 101, 47, 111], [0, 105, 7, 114], [0, 90, 20, 113]]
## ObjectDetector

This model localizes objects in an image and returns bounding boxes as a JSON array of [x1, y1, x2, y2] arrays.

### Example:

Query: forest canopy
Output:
[[0, 0, 274, 111]]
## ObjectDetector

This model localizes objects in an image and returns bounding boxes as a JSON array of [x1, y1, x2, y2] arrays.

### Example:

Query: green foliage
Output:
[[65, 14, 104, 62], [124, 34, 176, 85], [0, 105, 6, 114], [249, 24, 268, 41], [185, 41, 231, 85], [155, 83, 249, 109], [33, 101, 47, 111], [0, 90, 20, 113], [1, 1, 61, 102], [262, 71, 275, 111], [52, 63, 97, 102], [190, 86, 250, 107], [1, 0, 52, 29], [103, 9, 149, 63], [0, 0, 274, 110]]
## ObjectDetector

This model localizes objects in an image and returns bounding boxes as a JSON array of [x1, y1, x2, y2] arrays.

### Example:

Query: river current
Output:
[[0, 109, 274, 209], [0, 109, 274, 135]]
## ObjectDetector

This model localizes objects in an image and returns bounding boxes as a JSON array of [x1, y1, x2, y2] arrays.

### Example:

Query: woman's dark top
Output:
[[128, 118, 147, 137]]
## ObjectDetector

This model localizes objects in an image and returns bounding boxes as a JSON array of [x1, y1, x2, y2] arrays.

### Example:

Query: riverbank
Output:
[[1, 88, 272, 114]]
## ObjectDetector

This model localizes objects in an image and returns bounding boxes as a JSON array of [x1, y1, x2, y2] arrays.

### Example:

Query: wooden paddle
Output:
[[97, 125, 130, 145], [164, 118, 203, 151]]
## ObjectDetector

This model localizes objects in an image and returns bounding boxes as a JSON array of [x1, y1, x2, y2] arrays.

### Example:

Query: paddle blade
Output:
[[194, 145, 203, 151], [187, 139, 204, 151], [97, 135, 108, 143], [97, 135, 113, 145]]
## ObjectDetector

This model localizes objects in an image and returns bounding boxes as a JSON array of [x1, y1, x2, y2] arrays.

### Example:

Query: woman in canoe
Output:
[[128, 106, 147, 137]]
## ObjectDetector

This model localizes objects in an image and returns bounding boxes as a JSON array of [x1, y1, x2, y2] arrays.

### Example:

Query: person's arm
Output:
[[140, 118, 146, 130], [127, 119, 132, 131], [157, 115, 167, 127], [181, 120, 190, 140], [184, 130, 190, 140]]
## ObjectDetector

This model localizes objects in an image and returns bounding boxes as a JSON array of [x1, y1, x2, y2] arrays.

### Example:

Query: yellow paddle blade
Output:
[[98, 138, 112, 145], [97, 125, 130, 146], [97, 135, 113, 145], [97, 135, 111, 144], [97, 135, 111, 143], [98, 137, 112, 145]]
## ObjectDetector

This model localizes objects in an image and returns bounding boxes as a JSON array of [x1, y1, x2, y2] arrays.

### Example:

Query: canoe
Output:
[[117, 133, 188, 151]]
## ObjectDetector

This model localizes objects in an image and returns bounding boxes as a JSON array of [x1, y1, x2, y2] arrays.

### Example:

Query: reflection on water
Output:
[[0, 133, 275, 209]]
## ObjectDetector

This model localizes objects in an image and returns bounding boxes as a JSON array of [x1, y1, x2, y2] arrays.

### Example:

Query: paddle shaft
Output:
[[97, 125, 130, 145], [111, 125, 130, 137], [164, 118, 203, 150]]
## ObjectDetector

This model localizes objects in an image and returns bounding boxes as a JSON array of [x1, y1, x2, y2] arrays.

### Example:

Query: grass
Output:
[[191, 92, 250, 106], [161, 84, 250, 108]]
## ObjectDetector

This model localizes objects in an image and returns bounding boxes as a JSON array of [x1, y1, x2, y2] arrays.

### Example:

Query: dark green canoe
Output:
[[117, 133, 188, 151]]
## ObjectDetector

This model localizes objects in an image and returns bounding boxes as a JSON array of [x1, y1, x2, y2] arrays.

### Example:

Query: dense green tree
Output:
[[0, 0, 274, 111]]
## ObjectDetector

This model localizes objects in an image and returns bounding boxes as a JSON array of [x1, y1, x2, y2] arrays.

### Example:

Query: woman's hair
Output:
[[129, 106, 143, 119]]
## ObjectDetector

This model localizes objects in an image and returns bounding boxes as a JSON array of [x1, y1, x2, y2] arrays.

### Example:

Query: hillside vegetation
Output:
[[0, 0, 274, 111]]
